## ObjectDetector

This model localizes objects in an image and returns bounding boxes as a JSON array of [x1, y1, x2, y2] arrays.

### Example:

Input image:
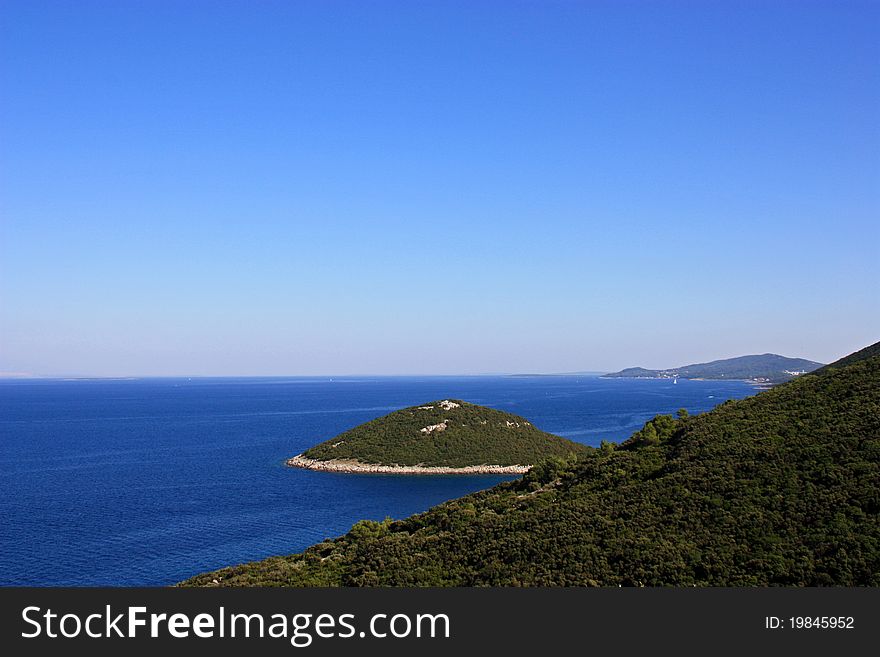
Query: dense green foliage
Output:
[[604, 353, 823, 382], [300, 400, 587, 467], [181, 343, 879, 587]]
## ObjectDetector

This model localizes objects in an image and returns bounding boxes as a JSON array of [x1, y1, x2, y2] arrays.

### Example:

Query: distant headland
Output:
[[602, 353, 823, 384]]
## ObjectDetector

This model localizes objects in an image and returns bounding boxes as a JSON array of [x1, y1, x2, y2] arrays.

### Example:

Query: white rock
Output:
[[420, 421, 448, 434], [285, 454, 530, 475]]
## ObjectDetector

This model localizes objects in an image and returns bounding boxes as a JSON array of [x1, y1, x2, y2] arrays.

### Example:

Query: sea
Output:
[[0, 375, 756, 586]]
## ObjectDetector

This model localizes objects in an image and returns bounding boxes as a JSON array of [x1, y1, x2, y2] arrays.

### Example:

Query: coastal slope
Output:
[[603, 353, 823, 383], [181, 341, 880, 587], [287, 399, 588, 473]]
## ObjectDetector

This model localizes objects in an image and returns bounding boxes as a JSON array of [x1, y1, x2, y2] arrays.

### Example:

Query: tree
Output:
[[639, 424, 660, 446]]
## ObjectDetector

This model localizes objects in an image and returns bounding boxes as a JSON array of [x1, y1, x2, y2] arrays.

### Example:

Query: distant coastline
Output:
[[286, 454, 530, 475], [601, 353, 823, 385], [605, 375, 774, 388]]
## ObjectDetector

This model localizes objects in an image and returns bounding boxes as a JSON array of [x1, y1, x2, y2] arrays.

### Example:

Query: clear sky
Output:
[[1, 1, 878, 376]]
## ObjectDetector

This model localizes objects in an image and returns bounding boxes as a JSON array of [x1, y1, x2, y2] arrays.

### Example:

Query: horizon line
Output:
[[0, 371, 612, 381]]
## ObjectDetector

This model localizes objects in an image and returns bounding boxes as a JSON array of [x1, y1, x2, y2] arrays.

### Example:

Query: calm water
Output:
[[0, 376, 755, 586]]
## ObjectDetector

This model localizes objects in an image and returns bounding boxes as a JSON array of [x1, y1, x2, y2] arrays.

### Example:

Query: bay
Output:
[[0, 375, 756, 586]]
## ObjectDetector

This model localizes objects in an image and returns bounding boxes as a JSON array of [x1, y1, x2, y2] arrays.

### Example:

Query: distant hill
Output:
[[180, 341, 879, 587], [289, 399, 588, 471], [603, 353, 823, 383]]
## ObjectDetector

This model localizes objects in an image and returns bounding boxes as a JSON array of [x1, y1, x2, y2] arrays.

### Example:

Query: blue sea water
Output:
[[0, 376, 756, 586]]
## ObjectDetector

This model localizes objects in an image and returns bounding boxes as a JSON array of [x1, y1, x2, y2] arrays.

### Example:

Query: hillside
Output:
[[180, 342, 879, 586], [603, 353, 823, 383], [289, 399, 588, 471], [811, 342, 880, 375]]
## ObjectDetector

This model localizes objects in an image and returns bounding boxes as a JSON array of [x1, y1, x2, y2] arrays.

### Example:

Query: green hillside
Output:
[[180, 342, 879, 586], [811, 342, 880, 375], [603, 353, 823, 383], [298, 399, 587, 468]]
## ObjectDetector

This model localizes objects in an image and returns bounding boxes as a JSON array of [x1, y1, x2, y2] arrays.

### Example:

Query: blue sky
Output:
[[1, 1, 878, 376]]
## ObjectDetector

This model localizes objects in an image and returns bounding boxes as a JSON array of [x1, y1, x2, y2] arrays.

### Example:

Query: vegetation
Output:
[[603, 353, 824, 383], [299, 399, 588, 467], [811, 341, 880, 375], [181, 342, 879, 587]]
